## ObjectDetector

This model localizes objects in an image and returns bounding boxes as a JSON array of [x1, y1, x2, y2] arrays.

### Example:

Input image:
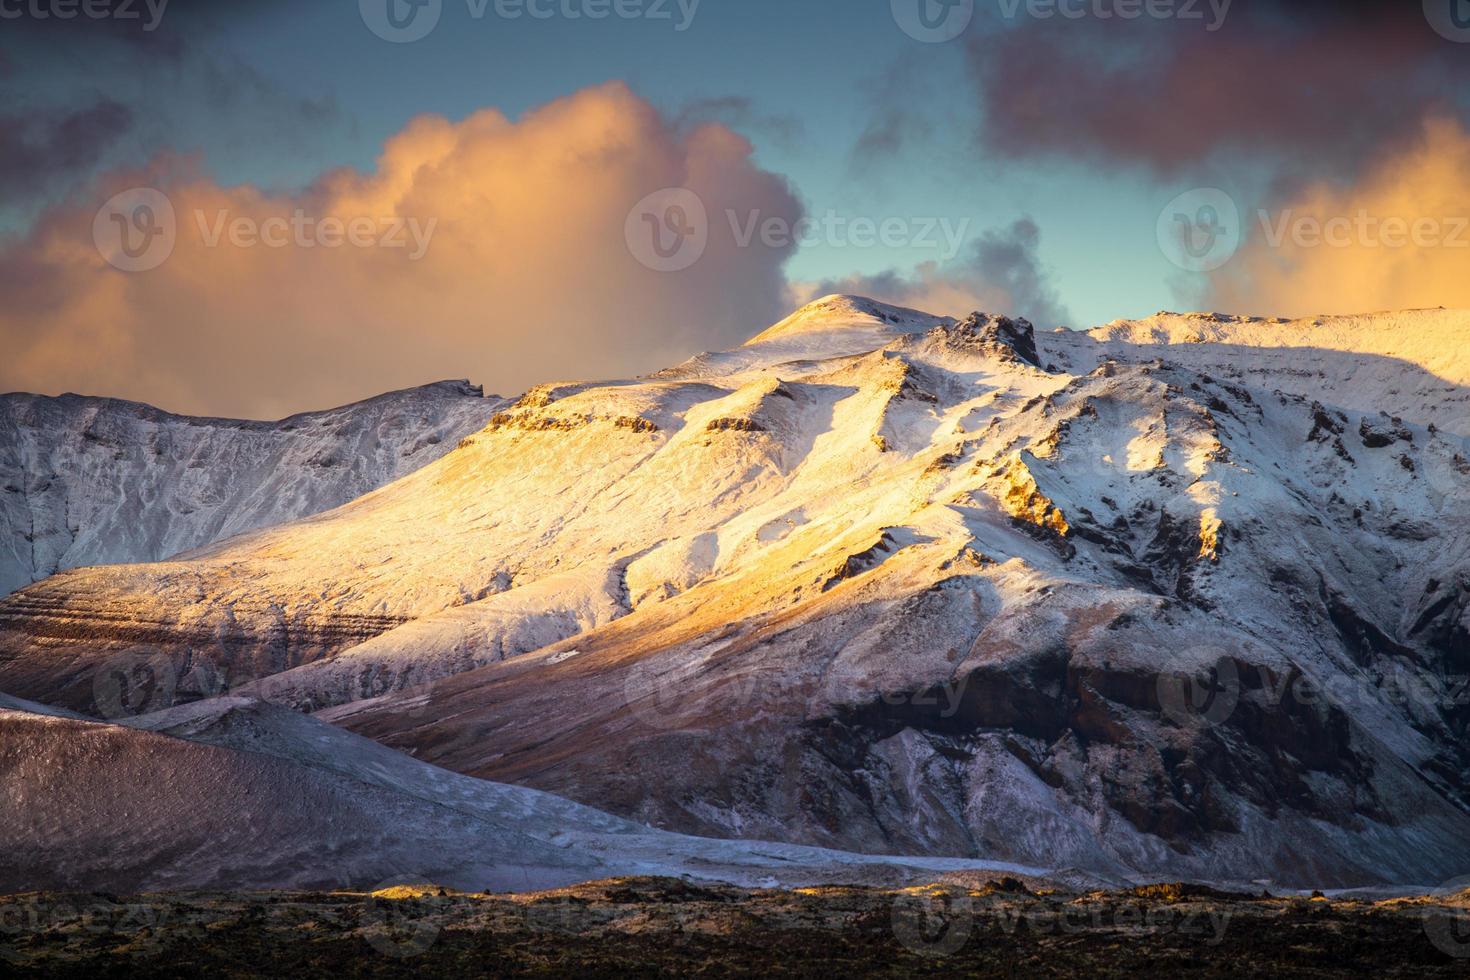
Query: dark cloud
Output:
[[802, 218, 1071, 327], [198, 53, 341, 139], [0, 0, 344, 213], [966, 217, 1070, 324], [966, 2, 1467, 180], [671, 97, 805, 149], [0, 100, 134, 199], [0, 0, 295, 49], [850, 110, 921, 163], [847, 57, 937, 178]]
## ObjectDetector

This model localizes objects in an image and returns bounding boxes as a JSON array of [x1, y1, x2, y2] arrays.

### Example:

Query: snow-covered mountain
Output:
[[2, 295, 1467, 889], [0, 382, 503, 597]]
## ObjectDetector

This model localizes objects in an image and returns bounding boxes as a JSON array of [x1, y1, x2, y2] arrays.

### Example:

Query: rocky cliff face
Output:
[[3, 296, 1469, 889]]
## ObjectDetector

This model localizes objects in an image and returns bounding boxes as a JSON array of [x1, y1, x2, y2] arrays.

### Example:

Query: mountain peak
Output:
[[744, 295, 951, 346], [948, 311, 1041, 366]]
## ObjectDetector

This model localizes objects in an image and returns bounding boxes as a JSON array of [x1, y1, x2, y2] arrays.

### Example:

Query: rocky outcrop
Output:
[[946, 312, 1042, 367]]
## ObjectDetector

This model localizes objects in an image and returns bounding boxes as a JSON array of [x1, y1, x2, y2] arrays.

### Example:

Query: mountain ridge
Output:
[[2, 297, 1467, 888], [0, 380, 504, 596]]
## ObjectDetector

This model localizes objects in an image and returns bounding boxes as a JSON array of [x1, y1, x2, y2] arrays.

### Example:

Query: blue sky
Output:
[[267, 0, 1238, 324], [2, 0, 1259, 326]]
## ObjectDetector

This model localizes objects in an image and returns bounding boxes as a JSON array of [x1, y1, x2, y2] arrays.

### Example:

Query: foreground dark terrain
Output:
[[3, 876, 1468, 977]]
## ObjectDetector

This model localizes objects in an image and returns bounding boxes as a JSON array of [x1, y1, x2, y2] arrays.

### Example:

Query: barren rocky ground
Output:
[[4, 877, 1469, 977]]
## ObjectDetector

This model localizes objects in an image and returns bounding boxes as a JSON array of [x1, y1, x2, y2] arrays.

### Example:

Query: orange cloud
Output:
[[0, 82, 801, 419], [1206, 117, 1470, 318]]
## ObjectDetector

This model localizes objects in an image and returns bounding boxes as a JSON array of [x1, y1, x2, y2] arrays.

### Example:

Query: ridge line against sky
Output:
[[2, 0, 1468, 417]]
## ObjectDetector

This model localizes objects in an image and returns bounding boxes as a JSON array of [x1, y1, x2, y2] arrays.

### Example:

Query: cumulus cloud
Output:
[[0, 82, 802, 419], [1203, 117, 1470, 318], [794, 218, 1071, 326]]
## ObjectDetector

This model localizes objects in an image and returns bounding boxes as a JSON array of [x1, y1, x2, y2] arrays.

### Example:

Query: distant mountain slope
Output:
[[2, 296, 1468, 888], [0, 381, 502, 596], [0, 695, 1044, 894], [1066, 309, 1470, 437]]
